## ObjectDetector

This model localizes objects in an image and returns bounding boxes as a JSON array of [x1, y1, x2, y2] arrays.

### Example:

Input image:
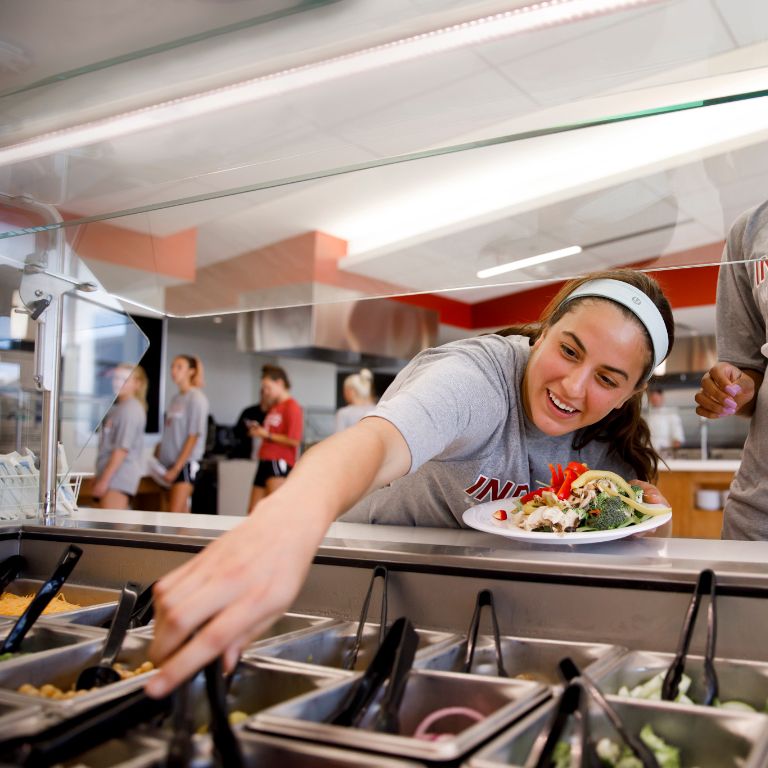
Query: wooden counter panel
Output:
[[656, 470, 734, 539], [79, 476, 168, 511]]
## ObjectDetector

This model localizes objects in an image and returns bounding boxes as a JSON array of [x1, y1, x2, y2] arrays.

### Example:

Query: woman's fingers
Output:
[[695, 364, 750, 418], [146, 593, 282, 697], [630, 479, 669, 507], [145, 505, 322, 699]]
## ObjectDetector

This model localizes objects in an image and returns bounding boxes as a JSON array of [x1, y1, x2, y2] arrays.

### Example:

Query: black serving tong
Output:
[[165, 658, 246, 768], [129, 580, 156, 628], [0, 687, 171, 767], [75, 581, 140, 690], [662, 568, 718, 706], [328, 616, 418, 733], [558, 658, 659, 768], [0, 544, 82, 655], [524, 681, 599, 768], [98, 580, 155, 630], [0, 553, 25, 593], [343, 564, 388, 671], [461, 589, 508, 677], [205, 658, 246, 768], [165, 678, 197, 768]]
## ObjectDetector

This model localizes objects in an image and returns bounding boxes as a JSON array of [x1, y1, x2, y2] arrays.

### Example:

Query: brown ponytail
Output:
[[495, 269, 674, 483]]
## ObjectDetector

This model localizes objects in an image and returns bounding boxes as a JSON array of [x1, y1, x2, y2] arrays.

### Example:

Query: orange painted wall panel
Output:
[[68, 221, 198, 281]]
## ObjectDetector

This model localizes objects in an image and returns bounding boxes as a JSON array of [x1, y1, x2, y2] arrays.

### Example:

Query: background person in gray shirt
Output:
[[334, 368, 376, 433], [93, 364, 148, 509], [145, 268, 676, 697], [695, 202, 768, 540], [156, 354, 210, 513]]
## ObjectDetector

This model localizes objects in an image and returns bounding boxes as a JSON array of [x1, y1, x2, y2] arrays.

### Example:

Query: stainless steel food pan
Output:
[[74, 732, 423, 768], [256, 612, 338, 641], [253, 668, 549, 762], [415, 635, 625, 684], [0, 579, 120, 625], [0, 693, 45, 737], [133, 611, 337, 642], [162, 659, 349, 734], [0, 623, 101, 663], [0, 633, 155, 714], [468, 695, 768, 768], [195, 731, 425, 768], [247, 621, 457, 672], [50, 735, 168, 768], [590, 649, 768, 711]]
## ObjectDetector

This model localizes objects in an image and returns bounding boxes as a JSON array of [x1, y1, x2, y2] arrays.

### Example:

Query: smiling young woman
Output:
[[145, 268, 674, 698]]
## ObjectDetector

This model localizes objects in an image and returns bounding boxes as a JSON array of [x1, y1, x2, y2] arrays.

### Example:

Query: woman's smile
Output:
[[546, 389, 579, 416]]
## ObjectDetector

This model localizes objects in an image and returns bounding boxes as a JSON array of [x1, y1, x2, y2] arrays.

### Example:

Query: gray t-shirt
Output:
[[342, 334, 634, 528], [96, 398, 147, 496], [335, 403, 376, 433], [716, 203, 768, 540], [158, 388, 210, 467]]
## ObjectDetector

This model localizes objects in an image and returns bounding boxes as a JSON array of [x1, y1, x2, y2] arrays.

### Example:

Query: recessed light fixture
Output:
[[0, 0, 663, 167], [476, 245, 582, 279]]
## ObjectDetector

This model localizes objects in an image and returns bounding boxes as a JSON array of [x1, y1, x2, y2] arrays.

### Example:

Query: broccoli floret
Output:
[[589, 493, 630, 530], [630, 484, 644, 502]]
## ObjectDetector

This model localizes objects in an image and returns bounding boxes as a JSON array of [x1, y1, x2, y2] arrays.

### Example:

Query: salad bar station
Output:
[[1, 511, 768, 767]]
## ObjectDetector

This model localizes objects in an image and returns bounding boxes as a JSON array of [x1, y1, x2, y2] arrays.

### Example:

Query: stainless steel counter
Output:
[[4, 511, 768, 766], [3, 510, 768, 662]]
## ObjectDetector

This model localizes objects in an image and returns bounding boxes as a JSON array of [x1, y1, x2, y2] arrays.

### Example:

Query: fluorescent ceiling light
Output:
[[0, 0, 662, 167], [477, 245, 582, 279]]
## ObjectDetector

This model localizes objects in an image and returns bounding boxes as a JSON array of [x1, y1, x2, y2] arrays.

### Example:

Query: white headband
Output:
[[561, 278, 669, 374]]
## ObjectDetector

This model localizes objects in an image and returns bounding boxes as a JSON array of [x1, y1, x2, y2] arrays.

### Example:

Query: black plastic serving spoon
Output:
[[75, 581, 139, 690], [0, 545, 82, 655]]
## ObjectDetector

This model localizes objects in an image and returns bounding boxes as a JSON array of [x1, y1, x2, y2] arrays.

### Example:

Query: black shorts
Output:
[[253, 459, 292, 487], [176, 461, 200, 484]]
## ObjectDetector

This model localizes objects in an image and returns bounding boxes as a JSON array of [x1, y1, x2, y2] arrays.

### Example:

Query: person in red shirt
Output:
[[248, 365, 303, 510]]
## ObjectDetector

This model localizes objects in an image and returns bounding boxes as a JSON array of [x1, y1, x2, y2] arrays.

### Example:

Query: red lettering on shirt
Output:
[[754, 259, 768, 287], [464, 475, 528, 502], [464, 475, 488, 495]]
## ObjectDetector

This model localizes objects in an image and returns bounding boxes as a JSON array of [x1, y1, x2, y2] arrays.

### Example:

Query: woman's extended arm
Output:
[[146, 416, 410, 697]]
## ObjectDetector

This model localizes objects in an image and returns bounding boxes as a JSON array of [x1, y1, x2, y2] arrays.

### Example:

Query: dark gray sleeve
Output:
[[372, 341, 512, 473], [717, 212, 767, 373]]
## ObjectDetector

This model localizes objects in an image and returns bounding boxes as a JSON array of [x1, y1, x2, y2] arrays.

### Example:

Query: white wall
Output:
[[165, 320, 338, 426]]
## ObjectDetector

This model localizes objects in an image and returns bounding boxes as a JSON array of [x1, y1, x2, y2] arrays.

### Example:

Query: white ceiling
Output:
[[1, 0, 767, 334]]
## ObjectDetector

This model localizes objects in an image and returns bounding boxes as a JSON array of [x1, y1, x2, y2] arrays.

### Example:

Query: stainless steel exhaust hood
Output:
[[236, 298, 438, 368]]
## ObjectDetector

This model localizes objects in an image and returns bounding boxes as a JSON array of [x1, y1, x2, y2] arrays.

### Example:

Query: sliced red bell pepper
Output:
[[566, 461, 588, 477], [519, 486, 553, 504], [556, 468, 578, 500], [548, 463, 565, 488]]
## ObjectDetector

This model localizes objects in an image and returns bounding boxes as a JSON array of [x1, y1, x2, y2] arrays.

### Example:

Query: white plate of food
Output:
[[462, 501, 672, 545]]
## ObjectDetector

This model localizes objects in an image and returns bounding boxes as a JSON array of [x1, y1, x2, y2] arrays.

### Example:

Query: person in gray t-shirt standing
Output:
[[335, 368, 376, 433], [145, 268, 679, 699], [93, 364, 148, 509], [695, 202, 768, 540], [156, 354, 210, 513]]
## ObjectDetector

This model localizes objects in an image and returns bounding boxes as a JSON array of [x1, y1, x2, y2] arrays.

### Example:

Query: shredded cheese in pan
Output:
[[0, 591, 82, 616]]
